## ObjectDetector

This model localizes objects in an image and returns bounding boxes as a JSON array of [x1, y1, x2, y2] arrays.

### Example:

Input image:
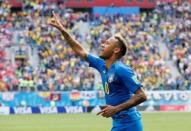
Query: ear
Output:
[[114, 47, 120, 54]]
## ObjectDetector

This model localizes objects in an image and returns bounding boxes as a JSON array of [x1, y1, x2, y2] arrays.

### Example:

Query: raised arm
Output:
[[49, 11, 88, 60]]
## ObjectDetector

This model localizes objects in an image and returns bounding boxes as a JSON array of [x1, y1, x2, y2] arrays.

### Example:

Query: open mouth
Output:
[[100, 49, 105, 53], [99, 47, 104, 52]]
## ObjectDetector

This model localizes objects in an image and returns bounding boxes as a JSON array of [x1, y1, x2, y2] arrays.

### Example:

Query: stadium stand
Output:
[[0, 0, 190, 92]]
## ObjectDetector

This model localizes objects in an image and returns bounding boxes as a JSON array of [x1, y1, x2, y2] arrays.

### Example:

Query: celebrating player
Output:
[[49, 12, 147, 131]]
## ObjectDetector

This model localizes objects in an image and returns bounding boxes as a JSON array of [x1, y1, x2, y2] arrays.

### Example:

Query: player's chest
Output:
[[101, 67, 120, 85], [101, 68, 122, 95]]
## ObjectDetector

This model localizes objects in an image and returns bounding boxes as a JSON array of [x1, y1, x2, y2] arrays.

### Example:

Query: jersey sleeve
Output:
[[87, 53, 104, 72], [118, 65, 142, 93]]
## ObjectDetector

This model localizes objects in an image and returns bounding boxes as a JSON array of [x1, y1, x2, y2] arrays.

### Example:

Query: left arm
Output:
[[97, 88, 147, 118], [115, 88, 147, 112]]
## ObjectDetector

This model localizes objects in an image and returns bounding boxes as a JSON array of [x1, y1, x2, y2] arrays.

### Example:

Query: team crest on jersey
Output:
[[108, 74, 114, 83], [132, 75, 140, 84]]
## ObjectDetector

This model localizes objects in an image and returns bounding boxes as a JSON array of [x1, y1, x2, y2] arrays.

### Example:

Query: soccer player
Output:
[[49, 12, 147, 131]]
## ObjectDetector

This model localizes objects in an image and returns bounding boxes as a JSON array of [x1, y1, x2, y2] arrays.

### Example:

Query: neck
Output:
[[105, 56, 118, 69]]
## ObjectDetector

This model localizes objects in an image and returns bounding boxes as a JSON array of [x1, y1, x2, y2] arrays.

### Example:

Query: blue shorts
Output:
[[111, 110, 143, 131], [111, 119, 143, 131]]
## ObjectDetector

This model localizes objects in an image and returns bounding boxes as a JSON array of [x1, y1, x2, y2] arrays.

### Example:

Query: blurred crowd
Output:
[[0, 0, 190, 92], [156, 1, 191, 89]]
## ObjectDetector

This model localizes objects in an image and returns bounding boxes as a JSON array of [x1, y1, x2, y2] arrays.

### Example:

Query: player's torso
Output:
[[99, 62, 133, 106]]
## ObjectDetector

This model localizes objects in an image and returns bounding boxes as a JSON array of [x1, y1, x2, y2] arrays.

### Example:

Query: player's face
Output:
[[99, 37, 118, 60]]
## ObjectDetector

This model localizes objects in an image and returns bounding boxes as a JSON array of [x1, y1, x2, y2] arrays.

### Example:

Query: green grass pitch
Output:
[[0, 112, 191, 131]]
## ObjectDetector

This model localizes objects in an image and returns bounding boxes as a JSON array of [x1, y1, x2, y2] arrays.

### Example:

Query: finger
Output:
[[51, 15, 62, 27], [48, 20, 56, 26], [52, 11, 60, 23], [52, 10, 56, 18], [52, 10, 61, 21], [102, 112, 112, 118], [97, 110, 104, 115], [49, 22, 56, 27], [49, 22, 60, 29], [101, 112, 109, 118], [48, 19, 55, 24], [48, 18, 60, 27], [97, 106, 108, 115], [97, 108, 109, 115], [51, 19, 59, 25]]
